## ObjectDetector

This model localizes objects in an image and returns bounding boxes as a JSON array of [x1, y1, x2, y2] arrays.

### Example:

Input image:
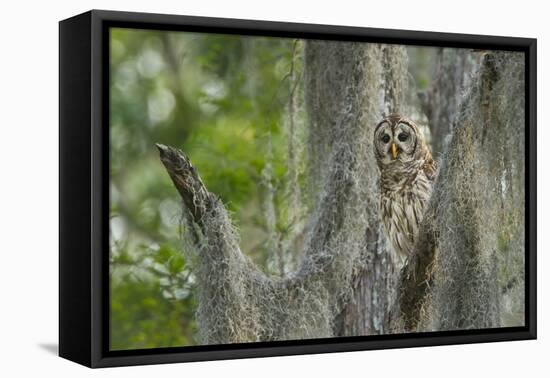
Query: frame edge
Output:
[[59, 11, 93, 368]]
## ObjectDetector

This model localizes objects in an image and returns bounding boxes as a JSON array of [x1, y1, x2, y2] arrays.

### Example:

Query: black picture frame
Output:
[[59, 9, 537, 368]]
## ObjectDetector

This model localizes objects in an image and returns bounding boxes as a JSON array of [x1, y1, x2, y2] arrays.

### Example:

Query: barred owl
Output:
[[374, 114, 437, 261]]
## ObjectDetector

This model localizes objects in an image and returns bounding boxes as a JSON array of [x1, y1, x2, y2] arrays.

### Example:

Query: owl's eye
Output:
[[381, 134, 391, 144], [398, 132, 409, 142]]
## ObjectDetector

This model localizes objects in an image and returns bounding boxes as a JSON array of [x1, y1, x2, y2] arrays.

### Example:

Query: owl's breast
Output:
[[379, 171, 433, 259]]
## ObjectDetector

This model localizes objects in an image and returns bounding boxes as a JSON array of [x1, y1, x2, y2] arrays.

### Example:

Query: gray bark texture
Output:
[[418, 48, 478, 158], [392, 51, 525, 332], [331, 44, 408, 336], [158, 46, 525, 343]]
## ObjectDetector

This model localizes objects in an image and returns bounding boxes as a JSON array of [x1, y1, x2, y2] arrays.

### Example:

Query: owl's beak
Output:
[[391, 143, 398, 159]]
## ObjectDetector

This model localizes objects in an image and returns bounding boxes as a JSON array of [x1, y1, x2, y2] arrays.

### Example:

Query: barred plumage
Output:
[[374, 114, 437, 261]]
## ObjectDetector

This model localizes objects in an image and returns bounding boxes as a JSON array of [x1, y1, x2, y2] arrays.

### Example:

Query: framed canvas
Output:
[[59, 9, 537, 368]]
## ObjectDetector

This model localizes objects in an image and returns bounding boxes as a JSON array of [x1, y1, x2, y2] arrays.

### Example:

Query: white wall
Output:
[[0, 0, 546, 376]]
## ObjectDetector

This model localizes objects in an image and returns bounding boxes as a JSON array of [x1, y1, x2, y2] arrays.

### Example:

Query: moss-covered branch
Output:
[[156, 144, 211, 227], [392, 51, 526, 332], [157, 41, 389, 344]]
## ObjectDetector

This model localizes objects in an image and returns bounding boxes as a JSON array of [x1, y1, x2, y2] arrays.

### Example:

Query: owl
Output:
[[374, 114, 437, 262]]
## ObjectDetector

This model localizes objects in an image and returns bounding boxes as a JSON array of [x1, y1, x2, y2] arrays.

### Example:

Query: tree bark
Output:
[[158, 40, 386, 344], [418, 48, 478, 158], [392, 51, 526, 332], [304, 41, 384, 336], [334, 45, 408, 336]]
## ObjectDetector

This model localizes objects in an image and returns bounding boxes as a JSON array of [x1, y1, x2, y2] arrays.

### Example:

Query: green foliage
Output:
[[110, 276, 197, 350], [110, 242, 197, 350]]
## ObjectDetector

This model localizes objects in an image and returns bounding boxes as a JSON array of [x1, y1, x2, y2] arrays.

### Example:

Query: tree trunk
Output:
[[333, 44, 408, 336], [418, 48, 478, 158], [392, 51, 526, 331], [158, 40, 386, 344]]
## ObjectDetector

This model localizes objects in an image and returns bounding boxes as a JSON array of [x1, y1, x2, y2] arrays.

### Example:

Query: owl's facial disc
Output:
[[374, 122, 395, 165], [393, 122, 417, 162], [374, 117, 422, 168]]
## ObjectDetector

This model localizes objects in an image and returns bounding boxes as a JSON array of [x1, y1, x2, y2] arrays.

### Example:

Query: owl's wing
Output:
[[422, 155, 438, 182]]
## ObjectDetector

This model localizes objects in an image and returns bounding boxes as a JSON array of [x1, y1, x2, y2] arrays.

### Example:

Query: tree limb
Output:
[[156, 143, 211, 230], [391, 51, 525, 332], [391, 214, 437, 331]]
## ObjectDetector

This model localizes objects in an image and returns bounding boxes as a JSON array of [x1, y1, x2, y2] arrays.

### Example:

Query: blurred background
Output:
[[109, 27, 438, 350]]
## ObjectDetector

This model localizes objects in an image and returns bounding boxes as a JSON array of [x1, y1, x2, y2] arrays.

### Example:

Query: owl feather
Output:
[[374, 114, 438, 261]]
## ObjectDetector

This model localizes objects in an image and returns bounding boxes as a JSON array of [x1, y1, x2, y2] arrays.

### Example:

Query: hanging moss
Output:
[[159, 41, 397, 344], [419, 48, 479, 157], [395, 51, 525, 332]]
